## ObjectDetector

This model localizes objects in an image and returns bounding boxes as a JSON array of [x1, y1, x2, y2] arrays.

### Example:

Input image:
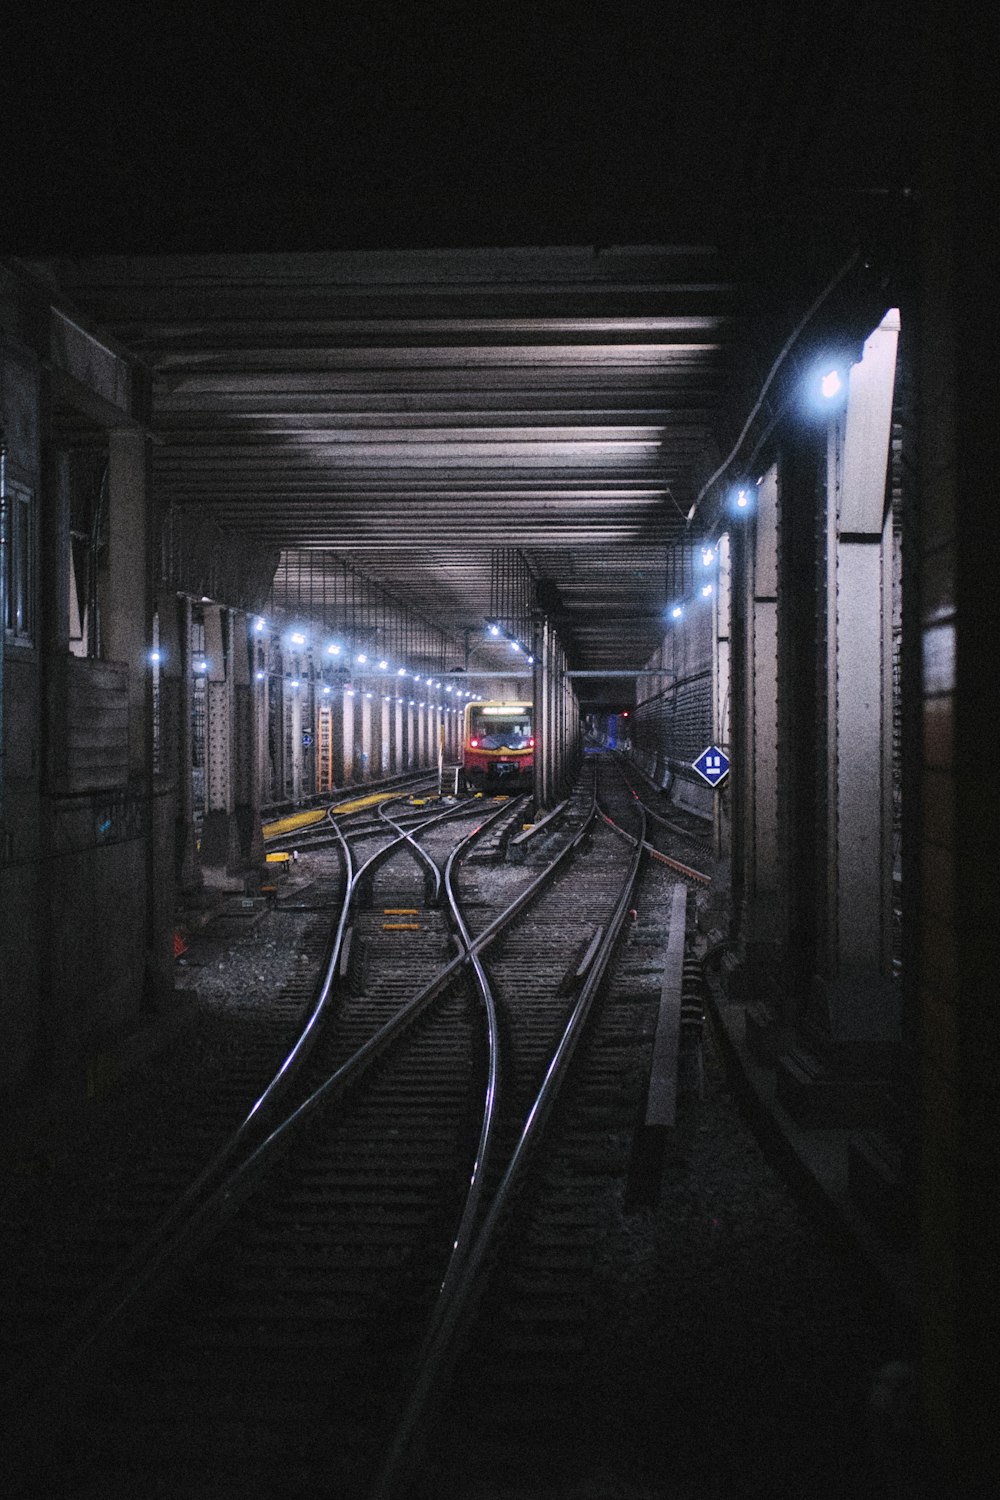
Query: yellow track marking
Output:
[[383, 922, 422, 931], [262, 787, 436, 838], [384, 908, 419, 915]]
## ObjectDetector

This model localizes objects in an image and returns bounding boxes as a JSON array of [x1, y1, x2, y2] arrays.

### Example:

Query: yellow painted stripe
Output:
[[384, 908, 419, 915], [262, 808, 328, 838], [383, 922, 422, 931], [263, 787, 433, 838]]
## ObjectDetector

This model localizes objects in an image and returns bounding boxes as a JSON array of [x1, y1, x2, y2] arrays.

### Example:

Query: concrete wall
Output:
[[1, 264, 172, 1127], [914, 19, 999, 1482]]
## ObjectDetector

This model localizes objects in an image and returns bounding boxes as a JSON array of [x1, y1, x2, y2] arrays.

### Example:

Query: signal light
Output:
[[470, 738, 479, 748]]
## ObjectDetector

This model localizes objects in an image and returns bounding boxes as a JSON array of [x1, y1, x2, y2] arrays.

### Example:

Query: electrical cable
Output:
[[686, 246, 862, 523]]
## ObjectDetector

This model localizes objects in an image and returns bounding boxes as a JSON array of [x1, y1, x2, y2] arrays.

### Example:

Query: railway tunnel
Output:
[[1, 11, 997, 1497]]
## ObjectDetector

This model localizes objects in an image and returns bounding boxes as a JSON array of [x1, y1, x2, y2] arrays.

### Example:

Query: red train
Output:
[[462, 700, 534, 791]]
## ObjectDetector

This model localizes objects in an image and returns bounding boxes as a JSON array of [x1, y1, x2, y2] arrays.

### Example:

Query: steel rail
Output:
[[371, 763, 643, 1498], [429, 782, 597, 1308], [599, 803, 711, 886], [349, 793, 492, 906], [0, 814, 356, 1409], [3, 796, 527, 1411]]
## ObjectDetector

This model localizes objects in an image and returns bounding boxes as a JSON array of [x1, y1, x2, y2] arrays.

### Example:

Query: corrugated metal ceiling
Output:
[[48, 245, 739, 704]]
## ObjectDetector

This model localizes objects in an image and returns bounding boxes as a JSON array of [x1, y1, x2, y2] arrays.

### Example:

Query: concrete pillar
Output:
[[41, 446, 71, 790], [232, 612, 264, 868], [380, 693, 392, 773], [341, 689, 355, 785], [533, 619, 552, 810], [393, 694, 404, 771], [404, 699, 414, 768], [420, 701, 430, 767], [744, 464, 780, 946], [257, 646, 272, 804], [324, 682, 345, 792], [174, 596, 201, 888], [821, 311, 900, 1052], [287, 665, 303, 805], [105, 430, 148, 778], [304, 666, 317, 800], [361, 689, 373, 781], [201, 605, 242, 872]]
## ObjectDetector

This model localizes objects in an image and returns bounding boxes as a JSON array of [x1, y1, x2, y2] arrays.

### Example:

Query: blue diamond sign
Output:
[[692, 745, 730, 787]]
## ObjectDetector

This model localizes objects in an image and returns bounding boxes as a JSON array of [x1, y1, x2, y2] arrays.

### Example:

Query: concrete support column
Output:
[[325, 684, 345, 792], [201, 605, 242, 872], [743, 464, 780, 947], [341, 689, 355, 785], [360, 689, 373, 782], [40, 444, 71, 790], [820, 311, 900, 1054], [401, 699, 411, 768], [288, 666, 304, 805], [233, 612, 264, 868], [420, 701, 430, 766], [394, 694, 404, 772], [304, 666, 317, 801], [533, 618, 552, 810], [105, 430, 149, 779], [257, 641, 272, 805], [380, 693, 392, 773], [433, 703, 443, 782], [175, 595, 201, 889]]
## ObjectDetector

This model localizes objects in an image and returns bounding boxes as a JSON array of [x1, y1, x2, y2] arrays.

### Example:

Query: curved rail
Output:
[[602, 796, 712, 886], [2, 813, 357, 1404], [4, 796, 523, 1408], [372, 763, 645, 1497]]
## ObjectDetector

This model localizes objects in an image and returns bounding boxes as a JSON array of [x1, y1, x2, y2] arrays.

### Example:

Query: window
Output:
[[3, 479, 34, 646]]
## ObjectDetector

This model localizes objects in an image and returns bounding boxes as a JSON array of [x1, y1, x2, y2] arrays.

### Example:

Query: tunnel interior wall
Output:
[[1, 265, 173, 1131]]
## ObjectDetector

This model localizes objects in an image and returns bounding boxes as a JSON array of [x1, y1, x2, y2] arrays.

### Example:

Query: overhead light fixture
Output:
[[290, 631, 306, 646], [327, 643, 341, 656], [820, 368, 843, 399], [670, 605, 683, 620]]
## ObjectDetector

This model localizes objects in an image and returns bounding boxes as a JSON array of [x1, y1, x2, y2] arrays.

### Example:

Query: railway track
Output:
[[5, 759, 701, 1499]]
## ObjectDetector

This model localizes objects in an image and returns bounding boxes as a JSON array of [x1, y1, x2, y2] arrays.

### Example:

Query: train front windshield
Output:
[[469, 709, 532, 750]]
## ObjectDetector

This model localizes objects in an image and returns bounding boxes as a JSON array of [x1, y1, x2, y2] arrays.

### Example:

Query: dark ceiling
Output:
[[10, 4, 915, 707]]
